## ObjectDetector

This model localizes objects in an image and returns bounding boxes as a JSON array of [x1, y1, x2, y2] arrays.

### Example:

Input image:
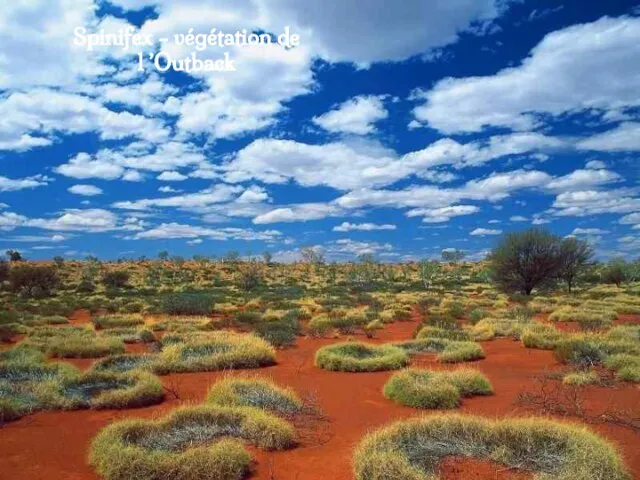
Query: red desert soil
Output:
[[438, 456, 533, 480], [1, 315, 639, 480]]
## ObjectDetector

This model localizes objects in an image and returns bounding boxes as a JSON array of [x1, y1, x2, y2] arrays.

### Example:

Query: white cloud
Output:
[[131, 223, 282, 241], [546, 168, 621, 191], [577, 122, 640, 152], [261, 0, 510, 64], [619, 212, 640, 225], [312, 95, 388, 135], [551, 189, 640, 217], [407, 205, 480, 223], [68, 184, 103, 196], [585, 160, 607, 170], [572, 228, 609, 235], [412, 16, 640, 133], [333, 222, 396, 232], [56, 142, 208, 180], [0, 175, 50, 192], [113, 184, 244, 211], [470, 228, 502, 236], [157, 171, 188, 182], [327, 238, 393, 257], [223, 134, 563, 191], [0, 90, 170, 152], [253, 203, 344, 224], [510, 215, 528, 222]]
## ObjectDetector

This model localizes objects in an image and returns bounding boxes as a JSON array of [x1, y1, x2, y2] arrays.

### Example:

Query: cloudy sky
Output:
[[1, 0, 639, 261]]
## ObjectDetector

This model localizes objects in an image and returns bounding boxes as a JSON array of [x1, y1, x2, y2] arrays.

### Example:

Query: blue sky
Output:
[[1, 0, 639, 261]]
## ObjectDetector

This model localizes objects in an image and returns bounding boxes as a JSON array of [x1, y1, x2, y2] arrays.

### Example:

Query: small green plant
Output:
[[207, 377, 302, 415], [383, 368, 492, 409], [315, 342, 408, 372], [354, 414, 630, 480], [89, 405, 296, 480]]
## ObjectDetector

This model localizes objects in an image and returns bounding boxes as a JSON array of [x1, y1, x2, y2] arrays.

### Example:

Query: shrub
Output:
[[154, 332, 276, 374], [315, 342, 408, 372], [416, 326, 471, 342], [207, 377, 302, 415], [9, 264, 59, 298], [489, 228, 563, 295], [254, 319, 298, 348], [92, 314, 144, 329], [162, 293, 214, 315], [92, 354, 157, 373], [59, 370, 164, 409], [563, 371, 599, 386], [469, 308, 488, 325], [554, 338, 604, 367], [521, 324, 563, 350], [307, 315, 332, 337], [46, 336, 125, 359], [102, 271, 130, 289], [89, 405, 295, 480], [383, 368, 492, 409], [393, 338, 485, 363], [353, 414, 630, 480], [604, 354, 640, 383]]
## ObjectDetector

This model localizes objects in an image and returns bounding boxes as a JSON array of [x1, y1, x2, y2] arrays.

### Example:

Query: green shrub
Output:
[[554, 338, 604, 367], [315, 342, 408, 372], [8, 265, 59, 298], [383, 368, 492, 409], [207, 377, 302, 415], [563, 370, 599, 386], [46, 336, 125, 359], [307, 315, 332, 337], [89, 405, 295, 480], [354, 414, 630, 480], [102, 271, 130, 289], [154, 332, 276, 374], [92, 314, 144, 329], [162, 293, 214, 315]]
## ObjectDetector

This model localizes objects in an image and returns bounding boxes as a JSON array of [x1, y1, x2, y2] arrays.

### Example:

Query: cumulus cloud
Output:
[[332, 222, 396, 232], [68, 184, 103, 196], [470, 228, 502, 236], [412, 16, 640, 133], [131, 223, 282, 242], [0, 175, 50, 192], [312, 95, 388, 135]]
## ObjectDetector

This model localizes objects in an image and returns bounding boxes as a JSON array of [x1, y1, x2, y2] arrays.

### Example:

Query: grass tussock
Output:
[[207, 376, 302, 415], [315, 342, 408, 372], [89, 405, 296, 480], [154, 331, 276, 374], [383, 368, 493, 409], [393, 337, 485, 363], [353, 414, 630, 480]]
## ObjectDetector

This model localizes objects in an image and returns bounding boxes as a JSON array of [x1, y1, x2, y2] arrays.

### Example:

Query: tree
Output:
[[441, 248, 464, 264], [53, 256, 64, 267], [237, 259, 262, 295], [489, 229, 562, 295], [419, 259, 440, 290], [262, 251, 273, 265], [102, 270, 130, 289], [558, 237, 594, 292], [158, 250, 169, 261], [6, 249, 23, 262], [9, 264, 59, 297], [223, 250, 241, 264], [601, 258, 628, 287], [300, 246, 325, 264]]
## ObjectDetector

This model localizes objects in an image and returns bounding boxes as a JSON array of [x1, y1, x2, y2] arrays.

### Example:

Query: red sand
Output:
[[1, 315, 639, 480]]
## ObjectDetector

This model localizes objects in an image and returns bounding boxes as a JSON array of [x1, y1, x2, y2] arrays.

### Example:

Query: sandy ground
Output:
[[0, 311, 638, 480]]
